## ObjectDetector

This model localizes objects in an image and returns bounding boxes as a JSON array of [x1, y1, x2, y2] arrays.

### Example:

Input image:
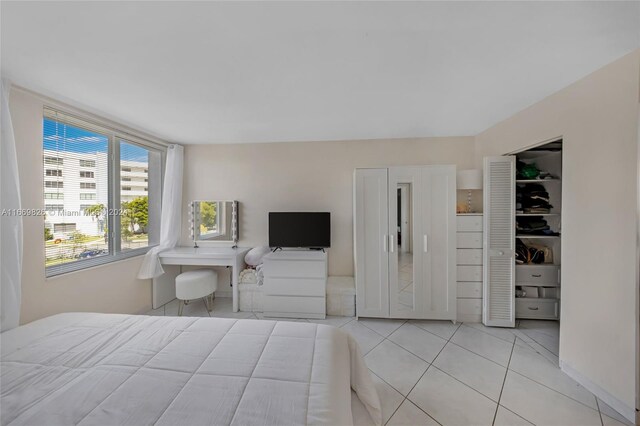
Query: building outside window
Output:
[[79, 171, 95, 178], [79, 159, 95, 167]]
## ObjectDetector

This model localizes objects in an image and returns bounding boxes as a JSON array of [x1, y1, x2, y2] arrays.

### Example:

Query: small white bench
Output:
[[175, 269, 218, 316]]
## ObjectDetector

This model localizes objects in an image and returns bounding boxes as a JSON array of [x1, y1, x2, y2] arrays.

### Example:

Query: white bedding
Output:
[[0, 313, 381, 426]]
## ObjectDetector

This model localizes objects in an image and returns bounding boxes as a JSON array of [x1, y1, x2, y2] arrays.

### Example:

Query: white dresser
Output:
[[456, 214, 483, 322], [262, 250, 327, 319]]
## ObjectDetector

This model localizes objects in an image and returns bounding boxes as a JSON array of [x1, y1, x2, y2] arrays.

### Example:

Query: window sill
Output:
[[45, 245, 156, 279]]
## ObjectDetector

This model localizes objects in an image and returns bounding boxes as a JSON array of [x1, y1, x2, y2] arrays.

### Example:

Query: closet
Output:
[[483, 140, 562, 327], [354, 166, 456, 320]]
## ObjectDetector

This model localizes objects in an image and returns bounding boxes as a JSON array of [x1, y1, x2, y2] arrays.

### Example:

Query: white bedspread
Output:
[[1, 313, 381, 426]]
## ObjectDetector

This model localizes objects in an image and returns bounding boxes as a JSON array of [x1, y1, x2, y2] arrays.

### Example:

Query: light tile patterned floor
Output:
[[145, 298, 633, 426]]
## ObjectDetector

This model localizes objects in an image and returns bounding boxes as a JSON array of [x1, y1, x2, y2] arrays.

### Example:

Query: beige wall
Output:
[[476, 50, 640, 414], [182, 137, 476, 276], [9, 88, 152, 324]]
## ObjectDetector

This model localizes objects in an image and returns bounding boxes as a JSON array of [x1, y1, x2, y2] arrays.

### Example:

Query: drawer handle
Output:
[[531, 274, 542, 278], [528, 307, 539, 310]]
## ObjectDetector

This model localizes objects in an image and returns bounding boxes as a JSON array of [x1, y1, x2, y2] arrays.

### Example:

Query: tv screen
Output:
[[269, 212, 330, 248]]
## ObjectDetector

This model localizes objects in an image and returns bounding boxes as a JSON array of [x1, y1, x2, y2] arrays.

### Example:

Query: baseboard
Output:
[[559, 360, 636, 423]]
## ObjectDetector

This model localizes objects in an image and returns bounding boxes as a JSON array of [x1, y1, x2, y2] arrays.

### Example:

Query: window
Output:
[[45, 204, 64, 212], [43, 108, 165, 276], [45, 156, 63, 166], [54, 223, 76, 233], [121, 167, 131, 172], [120, 141, 153, 250], [122, 177, 131, 182]]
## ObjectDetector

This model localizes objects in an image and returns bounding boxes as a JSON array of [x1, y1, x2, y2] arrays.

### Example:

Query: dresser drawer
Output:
[[457, 282, 482, 298], [457, 298, 482, 315], [516, 298, 558, 319], [456, 249, 482, 265], [457, 265, 482, 282], [264, 260, 326, 279], [456, 232, 483, 249], [264, 277, 325, 297], [263, 295, 325, 316], [456, 215, 483, 232], [515, 265, 559, 286]]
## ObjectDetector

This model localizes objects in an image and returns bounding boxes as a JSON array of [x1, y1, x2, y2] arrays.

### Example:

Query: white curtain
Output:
[[0, 79, 23, 331], [138, 144, 184, 279]]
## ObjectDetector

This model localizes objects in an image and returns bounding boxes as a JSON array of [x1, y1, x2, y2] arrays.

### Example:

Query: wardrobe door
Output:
[[483, 156, 516, 327], [416, 165, 457, 320], [388, 167, 421, 318], [355, 169, 389, 318]]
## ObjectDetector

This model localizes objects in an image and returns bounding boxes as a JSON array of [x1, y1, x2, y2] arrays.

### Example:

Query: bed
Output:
[[0, 313, 381, 426]]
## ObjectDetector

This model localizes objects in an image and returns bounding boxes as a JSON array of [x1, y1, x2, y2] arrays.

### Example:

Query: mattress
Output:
[[0, 313, 381, 426]]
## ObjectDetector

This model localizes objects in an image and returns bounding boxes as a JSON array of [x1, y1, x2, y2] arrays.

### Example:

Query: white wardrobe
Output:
[[354, 166, 457, 320]]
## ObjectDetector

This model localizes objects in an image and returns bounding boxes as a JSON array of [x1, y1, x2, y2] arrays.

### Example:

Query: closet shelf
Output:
[[516, 235, 560, 239], [516, 179, 561, 183], [516, 263, 561, 267]]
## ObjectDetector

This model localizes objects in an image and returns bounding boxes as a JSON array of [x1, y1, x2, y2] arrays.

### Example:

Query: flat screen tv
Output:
[[269, 212, 330, 248]]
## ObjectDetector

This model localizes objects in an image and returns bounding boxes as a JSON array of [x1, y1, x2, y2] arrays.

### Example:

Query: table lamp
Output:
[[457, 169, 483, 213]]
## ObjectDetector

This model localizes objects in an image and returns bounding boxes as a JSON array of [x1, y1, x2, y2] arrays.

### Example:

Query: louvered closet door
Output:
[[415, 165, 457, 320], [483, 156, 516, 327], [355, 169, 389, 318]]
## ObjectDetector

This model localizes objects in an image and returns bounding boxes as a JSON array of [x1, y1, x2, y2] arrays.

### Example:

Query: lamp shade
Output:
[[457, 169, 483, 190]]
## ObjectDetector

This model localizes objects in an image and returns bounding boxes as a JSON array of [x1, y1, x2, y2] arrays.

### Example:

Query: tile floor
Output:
[[145, 297, 633, 426]]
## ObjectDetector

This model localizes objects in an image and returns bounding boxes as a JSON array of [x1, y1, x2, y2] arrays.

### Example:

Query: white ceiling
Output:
[[2, 1, 639, 144]]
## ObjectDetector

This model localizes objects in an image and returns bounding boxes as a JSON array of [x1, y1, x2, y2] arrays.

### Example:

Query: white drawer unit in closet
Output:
[[515, 264, 561, 319], [456, 213, 483, 322], [263, 250, 327, 319], [515, 264, 560, 286], [515, 298, 559, 320]]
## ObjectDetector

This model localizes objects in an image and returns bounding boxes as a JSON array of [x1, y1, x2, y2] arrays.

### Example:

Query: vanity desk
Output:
[[152, 200, 249, 311], [153, 246, 251, 312]]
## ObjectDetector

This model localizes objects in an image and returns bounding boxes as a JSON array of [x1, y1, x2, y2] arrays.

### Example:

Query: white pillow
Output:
[[245, 246, 271, 266]]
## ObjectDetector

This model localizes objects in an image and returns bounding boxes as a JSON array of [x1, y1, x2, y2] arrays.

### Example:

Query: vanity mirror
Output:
[[189, 200, 239, 247]]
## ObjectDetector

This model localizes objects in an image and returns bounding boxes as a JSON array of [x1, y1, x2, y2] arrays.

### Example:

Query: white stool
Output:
[[175, 269, 218, 316]]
